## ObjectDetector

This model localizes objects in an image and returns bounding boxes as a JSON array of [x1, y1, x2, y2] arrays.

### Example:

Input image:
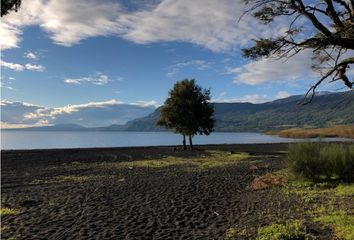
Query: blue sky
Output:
[[0, 0, 348, 127]]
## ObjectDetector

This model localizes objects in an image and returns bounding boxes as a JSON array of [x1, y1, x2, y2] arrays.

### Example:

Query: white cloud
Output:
[[232, 50, 317, 85], [225, 66, 242, 74], [1, 60, 45, 72], [0, 22, 22, 49], [214, 93, 269, 104], [133, 100, 159, 107], [1, 99, 157, 128], [24, 51, 38, 60], [1, 60, 25, 71], [214, 91, 294, 104], [1, 0, 288, 52], [25, 63, 45, 72], [1, 0, 123, 49], [276, 91, 290, 99], [167, 60, 213, 77], [64, 74, 110, 85]]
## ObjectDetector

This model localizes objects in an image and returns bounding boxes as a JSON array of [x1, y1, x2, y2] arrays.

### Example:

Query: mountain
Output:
[[4, 91, 353, 132], [119, 91, 354, 132], [94, 124, 124, 131]]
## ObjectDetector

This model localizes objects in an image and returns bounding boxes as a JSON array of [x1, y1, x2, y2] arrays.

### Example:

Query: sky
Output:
[[0, 0, 349, 128]]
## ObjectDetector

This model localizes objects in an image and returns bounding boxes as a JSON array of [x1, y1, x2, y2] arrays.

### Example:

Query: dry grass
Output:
[[250, 170, 288, 190], [269, 125, 354, 139]]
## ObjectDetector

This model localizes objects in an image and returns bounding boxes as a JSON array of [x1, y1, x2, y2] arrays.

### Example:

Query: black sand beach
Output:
[[1, 143, 350, 239]]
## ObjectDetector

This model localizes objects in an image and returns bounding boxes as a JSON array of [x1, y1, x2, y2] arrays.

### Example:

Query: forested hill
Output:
[[119, 91, 354, 132]]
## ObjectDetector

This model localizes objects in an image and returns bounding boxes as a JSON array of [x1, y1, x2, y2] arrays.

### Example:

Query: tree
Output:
[[157, 79, 214, 150], [1, 0, 21, 17], [242, 0, 354, 104]]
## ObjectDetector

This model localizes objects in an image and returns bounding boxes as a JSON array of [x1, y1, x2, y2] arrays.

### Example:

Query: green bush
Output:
[[287, 142, 354, 181], [257, 220, 309, 240]]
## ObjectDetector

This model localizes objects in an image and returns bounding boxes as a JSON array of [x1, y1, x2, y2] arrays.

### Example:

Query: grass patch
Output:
[[269, 125, 354, 139], [285, 177, 354, 239], [256, 220, 310, 240], [224, 227, 249, 239], [336, 184, 354, 197], [249, 167, 354, 240], [314, 210, 354, 240], [0, 208, 21, 216], [287, 142, 354, 181], [100, 150, 249, 170]]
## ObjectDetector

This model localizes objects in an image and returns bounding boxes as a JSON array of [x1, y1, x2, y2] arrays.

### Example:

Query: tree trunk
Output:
[[189, 135, 193, 150], [182, 135, 186, 150]]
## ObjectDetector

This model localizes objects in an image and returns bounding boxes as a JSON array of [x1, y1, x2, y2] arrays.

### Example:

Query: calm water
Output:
[[1, 131, 351, 150]]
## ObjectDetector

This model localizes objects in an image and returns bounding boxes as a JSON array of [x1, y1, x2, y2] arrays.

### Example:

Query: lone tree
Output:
[[242, 0, 353, 103], [157, 79, 214, 150]]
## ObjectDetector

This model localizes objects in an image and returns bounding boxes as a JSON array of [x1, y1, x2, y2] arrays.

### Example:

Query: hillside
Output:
[[120, 91, 354, 132]]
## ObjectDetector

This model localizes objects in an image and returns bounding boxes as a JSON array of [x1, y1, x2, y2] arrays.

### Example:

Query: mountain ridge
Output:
[[3, 91, 353, 132], [119, 91, 354, 132]]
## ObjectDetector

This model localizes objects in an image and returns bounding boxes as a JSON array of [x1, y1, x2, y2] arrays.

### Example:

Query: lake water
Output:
[[1, 131, 351, 150]]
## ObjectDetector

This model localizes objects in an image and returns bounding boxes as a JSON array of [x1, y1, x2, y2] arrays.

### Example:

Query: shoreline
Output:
[[2, 140, 353, 152], [1, 142, 289, 152]]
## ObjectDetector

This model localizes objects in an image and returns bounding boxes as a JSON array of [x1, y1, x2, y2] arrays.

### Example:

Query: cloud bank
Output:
[[1, 99, 157, 128], [0, 0, 287, 52], [0, 0, 318, 86]]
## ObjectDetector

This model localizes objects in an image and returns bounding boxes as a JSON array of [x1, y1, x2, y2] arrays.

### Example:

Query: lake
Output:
[[1, 130, 351, 150]]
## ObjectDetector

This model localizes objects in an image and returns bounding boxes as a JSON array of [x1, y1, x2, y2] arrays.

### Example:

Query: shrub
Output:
[[287, 142, 354, 181], [256, 220, 309, 240]]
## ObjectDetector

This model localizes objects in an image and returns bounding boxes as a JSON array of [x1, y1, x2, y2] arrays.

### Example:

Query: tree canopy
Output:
[[1, 0, 21, 17], [242, 0, 354, 103], [157, 79, 214, 149]]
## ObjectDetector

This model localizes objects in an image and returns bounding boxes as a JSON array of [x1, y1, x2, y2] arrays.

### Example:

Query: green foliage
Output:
[[335, 184, 354, 197], [157, 79, 214, 147], [242, 38, 281, 60], [287, 142, 354, 181], [225, 227, 249, 239], [283, 173, 354, 240], [256, 220, 309, 240], [314, 210, 354, 240]]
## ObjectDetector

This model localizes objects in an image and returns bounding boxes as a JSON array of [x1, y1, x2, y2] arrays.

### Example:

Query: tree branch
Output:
[[300, 57, 354, 104], [293, 0, 332, 36], [324, 0, 345, 28]]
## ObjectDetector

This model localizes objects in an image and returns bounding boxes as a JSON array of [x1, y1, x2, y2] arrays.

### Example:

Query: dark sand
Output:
[[1, 144, 332, 239]]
